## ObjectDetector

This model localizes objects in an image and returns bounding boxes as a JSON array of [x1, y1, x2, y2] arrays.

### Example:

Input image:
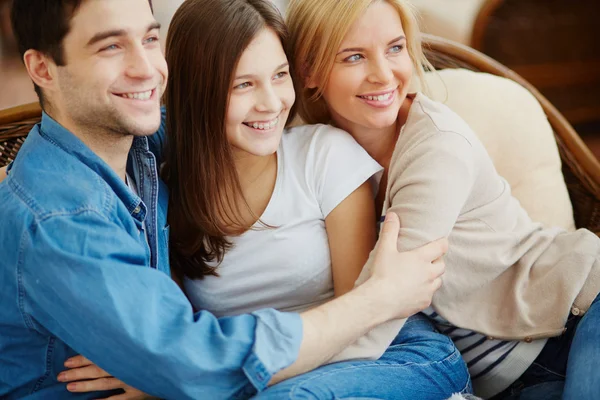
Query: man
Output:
[[0, 0, 447, 399]]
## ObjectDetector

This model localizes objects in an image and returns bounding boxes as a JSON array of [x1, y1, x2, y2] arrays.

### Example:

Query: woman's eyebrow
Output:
[[337, 35, 406, 55]]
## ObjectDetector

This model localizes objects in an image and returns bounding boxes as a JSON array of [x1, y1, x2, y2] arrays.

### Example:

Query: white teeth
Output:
[[246, 117, 279, 130], [361, 92, 393, 102], [121, 90, 152, 100]]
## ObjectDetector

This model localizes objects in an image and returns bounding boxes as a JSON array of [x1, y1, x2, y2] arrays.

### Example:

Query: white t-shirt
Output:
[[184, 124, 382, 317]]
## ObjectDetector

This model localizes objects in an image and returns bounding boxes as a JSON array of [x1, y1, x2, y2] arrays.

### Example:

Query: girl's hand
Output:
[[58, 355, 157, 400]]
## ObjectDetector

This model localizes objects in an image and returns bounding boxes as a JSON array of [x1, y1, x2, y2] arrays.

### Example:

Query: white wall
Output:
[[152, 0, 288, 43]]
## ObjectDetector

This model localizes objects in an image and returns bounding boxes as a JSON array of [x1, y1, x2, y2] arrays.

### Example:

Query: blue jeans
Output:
[[492, 293, 600, 400], [254, 313, 472, 399]]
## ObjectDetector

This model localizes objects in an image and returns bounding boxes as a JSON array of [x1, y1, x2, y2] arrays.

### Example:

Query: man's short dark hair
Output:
[[10, 0, 153, 109]]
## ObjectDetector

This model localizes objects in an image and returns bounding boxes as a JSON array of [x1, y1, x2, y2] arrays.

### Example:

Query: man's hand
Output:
[[366, 212, 447, 320], [272, 212, 447, 384], [58, 355, 157, 400], [0, 166, 7, 183]]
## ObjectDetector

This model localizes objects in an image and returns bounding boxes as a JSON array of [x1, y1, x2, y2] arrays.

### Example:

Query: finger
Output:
[[430, 260, 446, 278], [65, 355, 93, 368], [433, 255, 444, 265], [67, 377, 124, 393], [432, 276, 443, 292], [375, 212, 400, 253], [416, 237, 448, 261], [58, 365, 111, 382]]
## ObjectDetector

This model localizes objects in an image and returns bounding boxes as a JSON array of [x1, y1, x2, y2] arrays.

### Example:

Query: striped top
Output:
[[423, 307, 546, 398]]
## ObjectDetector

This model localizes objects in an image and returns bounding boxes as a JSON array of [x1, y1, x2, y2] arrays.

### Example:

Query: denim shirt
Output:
[[0, 112, 302, 399]]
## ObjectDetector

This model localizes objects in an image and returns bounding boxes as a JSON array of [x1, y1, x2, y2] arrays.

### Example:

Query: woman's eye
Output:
[[344, 54, 363, 63], [389, 44, 404, 53], [274, 71, 288, 80], [234, 82, 251, 90]]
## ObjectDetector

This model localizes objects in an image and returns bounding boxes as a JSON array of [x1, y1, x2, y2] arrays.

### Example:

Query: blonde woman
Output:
[[287, 0, 600, 399]]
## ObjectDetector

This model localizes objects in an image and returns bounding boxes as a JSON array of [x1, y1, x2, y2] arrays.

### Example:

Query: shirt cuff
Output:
[[242, 309, 303, 391]]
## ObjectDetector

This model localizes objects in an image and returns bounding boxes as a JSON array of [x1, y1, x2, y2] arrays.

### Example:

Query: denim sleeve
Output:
[[18, 210, 302, 399], [147, 106, 167, 165]]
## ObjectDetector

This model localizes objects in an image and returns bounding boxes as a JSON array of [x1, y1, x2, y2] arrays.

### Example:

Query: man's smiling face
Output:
[[51, 0, 168, 137]]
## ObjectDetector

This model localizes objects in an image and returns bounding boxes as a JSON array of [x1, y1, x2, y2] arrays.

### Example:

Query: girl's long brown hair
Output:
[[163, 0, 290, 279]]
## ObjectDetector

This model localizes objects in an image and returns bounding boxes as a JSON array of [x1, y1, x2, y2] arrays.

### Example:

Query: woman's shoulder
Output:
[[402, 93, 479, 150]]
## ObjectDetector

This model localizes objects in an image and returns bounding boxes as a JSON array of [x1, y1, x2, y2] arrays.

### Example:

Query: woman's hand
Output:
[[58, 355, 157, 400]]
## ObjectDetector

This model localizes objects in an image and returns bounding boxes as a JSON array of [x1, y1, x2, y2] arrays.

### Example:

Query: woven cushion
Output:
[[422, 68, 576, 231]]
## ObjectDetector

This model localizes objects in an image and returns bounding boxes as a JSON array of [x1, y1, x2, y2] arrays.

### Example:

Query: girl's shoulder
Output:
[[284, 123, 357, 142], [282, 123, 366, 154]]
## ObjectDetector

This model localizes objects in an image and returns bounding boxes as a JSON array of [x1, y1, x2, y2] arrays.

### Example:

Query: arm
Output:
[[23, 211, 301, 400], [328, 132, 475, 363], [325, 181, 377, 296], [387, 132, 475, 251], [60, 214, 447, 394], [0, 166, 7, 182], [273, 212, 447, 383]]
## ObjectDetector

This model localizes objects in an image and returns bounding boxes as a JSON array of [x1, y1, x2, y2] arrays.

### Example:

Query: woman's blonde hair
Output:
[[286, 0, 433, 124]]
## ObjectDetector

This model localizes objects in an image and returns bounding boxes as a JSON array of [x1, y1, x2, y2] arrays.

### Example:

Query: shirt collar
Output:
[[39, 112, 148, 219]]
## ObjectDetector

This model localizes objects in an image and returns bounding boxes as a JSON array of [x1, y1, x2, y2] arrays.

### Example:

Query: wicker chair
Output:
[[470, 0, 600, 126], [2, 34, 600, 232]]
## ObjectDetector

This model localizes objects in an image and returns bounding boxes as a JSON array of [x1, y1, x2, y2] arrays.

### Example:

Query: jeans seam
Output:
[[459, 376, 472, 394], [531, 362, 566, 379], [30, 336, 55, 394], [287, 348, 463, 398]]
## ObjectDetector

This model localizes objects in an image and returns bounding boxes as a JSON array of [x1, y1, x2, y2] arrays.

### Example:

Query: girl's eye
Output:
[[344, 54, 363, 63], [274, 71, 288, 80], [389, 44, 404, 53], [234, 82, 252, 90]]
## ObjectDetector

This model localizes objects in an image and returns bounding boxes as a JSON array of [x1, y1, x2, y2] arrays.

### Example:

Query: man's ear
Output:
[[23, 49, 56, 92]]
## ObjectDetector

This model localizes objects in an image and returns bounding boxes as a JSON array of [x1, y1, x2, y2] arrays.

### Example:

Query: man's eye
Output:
[[145, 36, 159, 44], [102, 44, 119, 51]]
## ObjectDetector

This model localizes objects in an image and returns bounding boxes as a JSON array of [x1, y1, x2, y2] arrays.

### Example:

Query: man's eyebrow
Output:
[[86, 22, 162, 47], [234, 62, 289, 80], [337, 35, 406, 55]]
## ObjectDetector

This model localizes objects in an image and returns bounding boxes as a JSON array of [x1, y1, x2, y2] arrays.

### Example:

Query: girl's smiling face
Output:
[[226, 28, 295, 158]]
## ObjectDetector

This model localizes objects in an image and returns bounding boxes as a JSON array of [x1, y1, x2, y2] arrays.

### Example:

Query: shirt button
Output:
[[572, 306, 581, 316], [524, 337, 533, 343], [487, 336, 494, 340], [133, 206, 141, 214]]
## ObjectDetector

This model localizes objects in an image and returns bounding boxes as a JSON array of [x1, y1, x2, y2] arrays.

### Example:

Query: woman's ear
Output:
[[301, 62, 318, 89], [305, 74, 318, 89]]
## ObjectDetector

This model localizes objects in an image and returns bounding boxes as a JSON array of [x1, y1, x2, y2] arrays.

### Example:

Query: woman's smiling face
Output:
[[317, 1, 413, 134]]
